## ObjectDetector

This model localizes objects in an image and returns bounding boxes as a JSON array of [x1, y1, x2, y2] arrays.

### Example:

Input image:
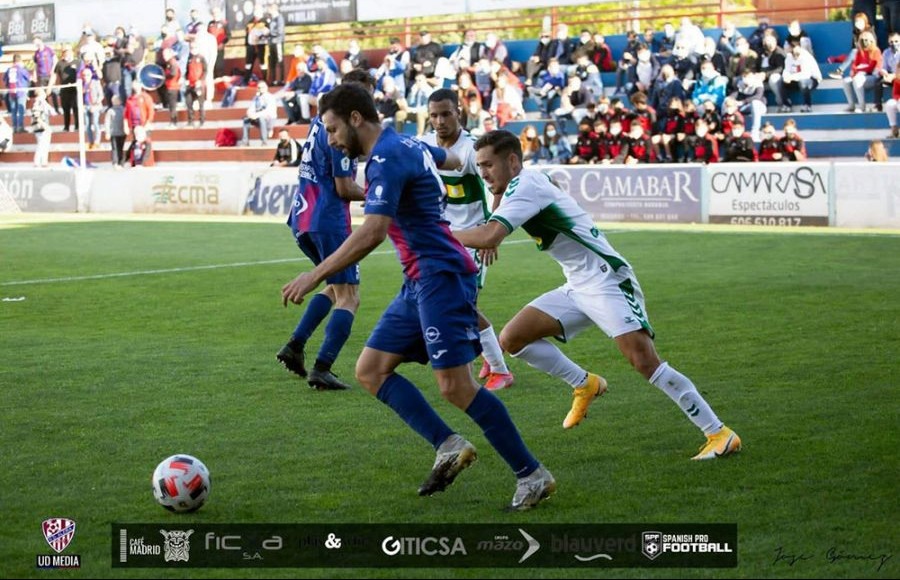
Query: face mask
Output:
[[581, 35, 590, 44], [732, 129, 744, 136], [855, 20, 865, 29], [540, 37, 550, 45], [696, 128, 708, 137], [725, 107, 737, 115], [610, 127, 621, 136], [736, 45, 748, 55], [763, 132, 775, 140], [785, 128, 796, 135], [701, 68, 716, 79], [547, 129, 557, 138], [891, 41, 900, 47], [598, 104, 609, 113], [789, 26, 800, 36], [631, 132, 643, 139], [526, 132, 536, 139]]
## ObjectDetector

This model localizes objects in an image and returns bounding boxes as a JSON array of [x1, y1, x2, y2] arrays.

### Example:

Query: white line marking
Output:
[[0, 239, 542, 287]]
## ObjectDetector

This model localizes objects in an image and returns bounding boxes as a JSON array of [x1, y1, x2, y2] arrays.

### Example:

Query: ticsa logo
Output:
[[381, 536, 467, 556]]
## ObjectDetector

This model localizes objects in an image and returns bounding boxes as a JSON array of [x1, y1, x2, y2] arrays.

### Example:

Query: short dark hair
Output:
[[342, 69, 375, 91], [474, 130, 522, 162], [389, 37, 401, 45], [428, 88, 458, 107], [318, 83, 379, 124]]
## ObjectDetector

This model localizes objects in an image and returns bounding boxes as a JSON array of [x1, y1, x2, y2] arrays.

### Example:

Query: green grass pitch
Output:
[[1, 218, 897, 578]]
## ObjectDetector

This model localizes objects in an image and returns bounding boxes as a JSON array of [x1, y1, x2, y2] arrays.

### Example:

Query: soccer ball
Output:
[[151, 454, 211, 512]]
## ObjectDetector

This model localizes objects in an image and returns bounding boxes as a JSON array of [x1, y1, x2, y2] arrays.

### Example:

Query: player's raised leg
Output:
[[614, 330, 741, 460], [308, 282, 359, 390], [501, 302, 608, 429]]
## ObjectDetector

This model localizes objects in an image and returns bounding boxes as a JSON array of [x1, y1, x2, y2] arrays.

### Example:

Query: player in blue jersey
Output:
[[277, 70, 374, 391], [282, 84, 555, 510]]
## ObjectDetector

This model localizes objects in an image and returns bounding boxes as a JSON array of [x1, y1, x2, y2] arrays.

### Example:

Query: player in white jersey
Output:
[[420, 89, 514, 391], [455, 130, 741, 460]]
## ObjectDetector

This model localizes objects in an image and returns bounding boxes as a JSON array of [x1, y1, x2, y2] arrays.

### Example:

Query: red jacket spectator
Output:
[[164, 57, 181, 90], [780, 133, 807, 161], [124, 91, 154, 130], [850, 43, 882, 76], [758, 137, 783, 161]]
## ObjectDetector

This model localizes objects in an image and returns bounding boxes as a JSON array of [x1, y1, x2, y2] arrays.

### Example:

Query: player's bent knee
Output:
[[354, 359, 385, 395], [498, 329, 525, 355]]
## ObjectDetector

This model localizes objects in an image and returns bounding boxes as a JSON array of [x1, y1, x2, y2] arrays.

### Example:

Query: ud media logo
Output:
[[37, 518, 81, 569], [642, 531, 662, 560]]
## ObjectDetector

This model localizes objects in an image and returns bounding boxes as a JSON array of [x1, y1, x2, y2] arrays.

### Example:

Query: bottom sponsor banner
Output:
[[112, 523, 736, 567]]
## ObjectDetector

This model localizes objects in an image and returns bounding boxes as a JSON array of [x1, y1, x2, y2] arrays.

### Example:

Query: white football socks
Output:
[[479, 325, 509, 374], [650, 362, 723, 436], [512, 339, 588, 388]]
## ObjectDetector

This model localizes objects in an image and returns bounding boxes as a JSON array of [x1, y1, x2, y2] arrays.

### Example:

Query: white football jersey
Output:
[[490, 169, 630, 291], [420, 129, 489, 231]]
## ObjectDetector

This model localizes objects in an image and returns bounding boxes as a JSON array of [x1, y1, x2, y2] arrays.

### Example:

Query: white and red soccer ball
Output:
[[151, 454, 211, 512]]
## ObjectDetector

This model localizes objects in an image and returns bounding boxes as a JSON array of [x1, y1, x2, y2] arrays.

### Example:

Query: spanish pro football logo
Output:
[[160, 529, 193, 562], [641, 531, 662, 560], [42, 518, 76, 553]]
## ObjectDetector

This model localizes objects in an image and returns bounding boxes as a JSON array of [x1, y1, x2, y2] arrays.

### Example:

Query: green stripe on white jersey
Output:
[[490, 169, 630, 290], [420, 130, 489, 230]]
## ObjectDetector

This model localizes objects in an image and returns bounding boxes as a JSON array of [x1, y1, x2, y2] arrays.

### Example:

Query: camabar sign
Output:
[[708, 163, 830, 226], [543, 166, 702, 223]]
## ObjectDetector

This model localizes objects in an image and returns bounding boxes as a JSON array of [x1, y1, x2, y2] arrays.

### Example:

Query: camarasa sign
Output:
[[707, 163, 831, 226], [544, 165, 702, 223]]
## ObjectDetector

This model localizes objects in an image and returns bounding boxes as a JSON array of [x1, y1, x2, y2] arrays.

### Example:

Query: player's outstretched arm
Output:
[[282, 214, 391, 306], [454, 220, 508, 250]]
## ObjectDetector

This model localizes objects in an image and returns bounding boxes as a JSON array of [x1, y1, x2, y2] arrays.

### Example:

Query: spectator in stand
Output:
[[677, 17, 706, 57], [657, 23, 676, 63], [159, 47, 181, 127], [377, 38, 410, 95], [104, 94, 127, 168], [462, 98, 492, 136], [842, 31, 882, 112], [489, 73, 524, 127], [650, 64, 685, 116], [530, 58, 566, 116], [267, 2, 285, 85], [162, 7, 183, 36], [457, 72, 480, 110], [570, 118, 599, 164], [281, 61, 312, 123], [655, 95, 684, 162], [519, 125, 541, 164], [757, 122, 783, 161], [30, 88, 52, 167], [102, 44, 123, 106], [613, 30, 641, 94], [285, 45, 307, 85], [783, 45, 821, 113], [692, 59, 728, 111], [4, 55, 30, 133], [622, 121, 654, 164], [604, 118, 626, 163], [727, 37, 758, 86], [79, 29, 105, 70], [32, 36, 60, 114], [550, 24, 577, 68], [241, 81, 278, 146], [401, 72, 434, 136], [876, 33, 900, 111], [208, 7, 231, 78], [682, 118, 718, 163], [748, 16, 774, 55], [473, 57, 494, 109], [81, 68, 104, 149], [244, 5, 269, 83], [526, 30, 556, 85], [883, 61, 900, 138], [127, 125, 154, 167], [450, 30, 485, 72], [185, 8, 204, 39], [0, 114, 12, 154], [484, 33, 510, 69], [779, 119, 807, 161], [535, 122, 572, 164], [412, 30, 442, 80], [670, 42, 698, 84], [701, 37, 729, 77], [759, 34, 789, 112], [52, 47, 79, 131], [719, 97, 745, 137], [625, 44, 660, 97], [588, 32, 615, 72], [124, 81, 154, 134], [310, 57, 337, 100], [309, 44, 338, 73], [723, 118, 757, 161], [552, 75, 592, 128], [271, 129, 301, 166], [830, 12, 874, 80], [718, 22, 745, 58], [591, 118, 609, 160], [374, 76, 402, 130], [194, 27, 218, 107], [344, 39, 368, 71], [629, 91, 657, 136], [185, 43, 208, 127], [732, 70, 767, 141], [784, 20, 814, 56], [865, 139, 889, 161]]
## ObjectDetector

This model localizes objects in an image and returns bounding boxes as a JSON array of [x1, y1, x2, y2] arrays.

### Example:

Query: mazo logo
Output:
[[160, 529, 194, 562]]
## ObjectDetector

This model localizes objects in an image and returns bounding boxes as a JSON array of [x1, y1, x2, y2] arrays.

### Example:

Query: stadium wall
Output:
[[6, 164, 898, 229]]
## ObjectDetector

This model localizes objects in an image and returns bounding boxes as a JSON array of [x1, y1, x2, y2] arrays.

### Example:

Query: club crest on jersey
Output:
[[42, 518, 76, 553]]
